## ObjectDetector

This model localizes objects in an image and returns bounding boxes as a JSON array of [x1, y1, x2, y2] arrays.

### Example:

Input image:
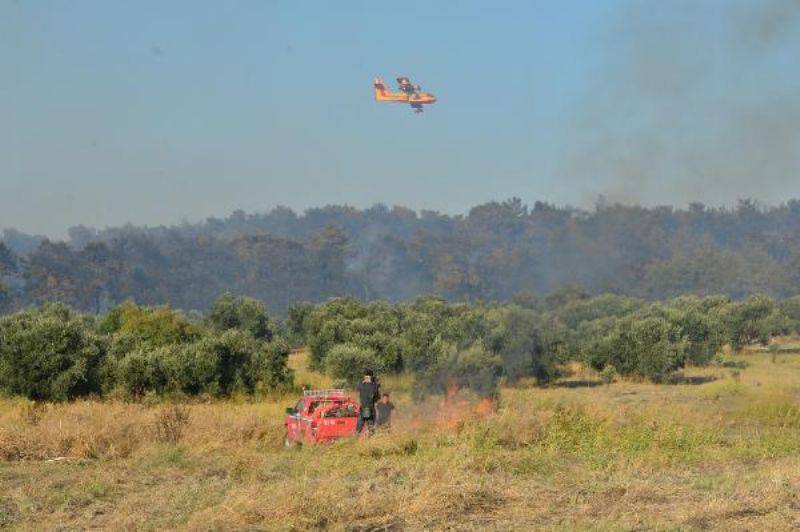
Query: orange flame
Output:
[[436, 387, 494, 431], [401, 386, 495, 434]]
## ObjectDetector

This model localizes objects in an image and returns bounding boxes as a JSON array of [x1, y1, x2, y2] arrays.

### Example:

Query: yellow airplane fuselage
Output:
[[373, 78, 437, 106]]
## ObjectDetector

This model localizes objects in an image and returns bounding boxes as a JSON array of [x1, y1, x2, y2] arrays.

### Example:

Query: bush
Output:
[[0, 298, 295, 400], [307, 299, 410, 372], [207, 293, 274, 341], [415, 341, 503, 398], [488, 306, 560, 383], [0, 304, 107, 400], [671, 308, 724, 366], [720, 295, 785, 351], [99, 303, 204, 395], [285, 302, 313, 346], [587, 316, 687, 383], [305, 298, 368, 368], [110, 330, 293, 398], [174, 330, 291, 396], [114, 346, 179, 396], [325, 343, 382, 387], [400, 310, 444, 373], [634, 318, 688, 383], [154, 405, 190, 443], [779, 296, 800, 334], [254, 337, 293, 390], [554, 294, 643, 330], [600, 365, 617, 385], [647, 300, 725, 366], [99, 302, 199, 345]]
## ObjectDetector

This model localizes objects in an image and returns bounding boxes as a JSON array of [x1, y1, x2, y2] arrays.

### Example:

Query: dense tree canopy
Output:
[[3, 199, 800, 314]]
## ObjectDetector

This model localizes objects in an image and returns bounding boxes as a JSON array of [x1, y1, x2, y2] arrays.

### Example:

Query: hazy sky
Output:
[[2, 1, 799, 237]]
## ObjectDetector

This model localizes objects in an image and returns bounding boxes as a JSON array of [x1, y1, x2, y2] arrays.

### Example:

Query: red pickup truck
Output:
[[284, 389, 359, 446]]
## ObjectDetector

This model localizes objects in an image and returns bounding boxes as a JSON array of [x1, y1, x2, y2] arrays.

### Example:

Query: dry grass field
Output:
[[3, 345, 800, 530]]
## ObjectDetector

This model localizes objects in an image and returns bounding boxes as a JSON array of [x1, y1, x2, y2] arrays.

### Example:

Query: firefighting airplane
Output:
[[373, 76, 437, 113]]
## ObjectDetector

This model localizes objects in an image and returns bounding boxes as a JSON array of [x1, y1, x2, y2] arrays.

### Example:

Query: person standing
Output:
[[356, 369, 380, 434], [376, 392, 395, 429]]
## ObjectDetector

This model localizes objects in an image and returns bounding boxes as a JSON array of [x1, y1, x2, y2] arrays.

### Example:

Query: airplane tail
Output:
[[373, 78, 389, 100]]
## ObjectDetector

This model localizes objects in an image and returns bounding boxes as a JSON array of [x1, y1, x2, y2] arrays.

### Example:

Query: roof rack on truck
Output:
[[303, 389, 347, 397]]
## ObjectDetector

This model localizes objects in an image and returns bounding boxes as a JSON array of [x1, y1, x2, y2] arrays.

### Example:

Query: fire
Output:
[[474, 398, 494, 417], [436, 384, 495, 431], [400, 385, 496, 434]]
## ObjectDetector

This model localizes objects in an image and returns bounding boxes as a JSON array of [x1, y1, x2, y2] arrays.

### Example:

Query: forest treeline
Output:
[[3, 198, 800, 314], [2, 290, 800, 401]]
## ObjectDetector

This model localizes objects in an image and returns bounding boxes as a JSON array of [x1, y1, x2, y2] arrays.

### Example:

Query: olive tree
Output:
[[0, 304, 107, 400]]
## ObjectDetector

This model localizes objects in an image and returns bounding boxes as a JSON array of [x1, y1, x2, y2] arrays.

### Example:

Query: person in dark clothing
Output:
[[356, 370, 380, 434], [376, 392, 395, 429]]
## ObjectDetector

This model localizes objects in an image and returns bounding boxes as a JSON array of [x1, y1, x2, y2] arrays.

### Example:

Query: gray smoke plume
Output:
[[564, 0, 800, 207]]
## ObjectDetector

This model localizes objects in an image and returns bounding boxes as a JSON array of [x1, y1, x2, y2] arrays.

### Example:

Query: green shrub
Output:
[[554, 294, 643, 330], [254, 337, 294, 391], [173, 330, 290, 396], [110, 330, 292, 397], [587, 316, 687, 383], [325, 343, 382, 387], [399, 311, 443, 373], [206, 293, 274, 341], [600, 364, 617, 385], [114, 345, 179, 396], [0, 304, 107, 400], [719, 295, 785, 351], [647, 300, 725, 365], [488, 306, 560, 383], [305, 298, 368, 368], [779, 296, 800, 335], [285, 302, 314, 346], [99, 302, 199, 345], [635, 319, 688, 383], [415, 341, 503, 398]]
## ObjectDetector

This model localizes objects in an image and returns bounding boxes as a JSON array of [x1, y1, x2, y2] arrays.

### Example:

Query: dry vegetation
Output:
[[3, 347, 800, 530]]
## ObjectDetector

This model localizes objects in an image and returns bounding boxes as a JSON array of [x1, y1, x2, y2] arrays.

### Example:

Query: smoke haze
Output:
[[565, 0, 800, 206]]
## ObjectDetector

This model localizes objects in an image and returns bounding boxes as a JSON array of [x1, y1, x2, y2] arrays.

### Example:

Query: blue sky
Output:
[[2, 1, 799, 237]]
